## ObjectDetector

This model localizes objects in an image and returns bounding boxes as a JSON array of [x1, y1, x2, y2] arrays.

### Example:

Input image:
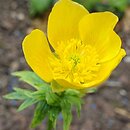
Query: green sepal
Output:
[[46, 91, 61, 106], [51, 80, 65, 93]]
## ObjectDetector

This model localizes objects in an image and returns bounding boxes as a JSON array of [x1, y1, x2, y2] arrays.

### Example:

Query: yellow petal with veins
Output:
[[97, 30, 121, 62], [79, 12, 120, 62], [48, 0, 89, 50], [22, 29, 53, 82], [83, 49, 126, 88]]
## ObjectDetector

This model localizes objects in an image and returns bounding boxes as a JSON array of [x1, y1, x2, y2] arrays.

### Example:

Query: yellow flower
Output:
[[22, 0, 126, 91]]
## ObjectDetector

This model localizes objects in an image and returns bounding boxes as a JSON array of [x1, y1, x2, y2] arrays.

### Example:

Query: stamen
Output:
[[49, 39, 100, 85]]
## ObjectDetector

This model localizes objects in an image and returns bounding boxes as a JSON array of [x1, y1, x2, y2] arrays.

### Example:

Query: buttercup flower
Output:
[[22, 0, 126, 91]]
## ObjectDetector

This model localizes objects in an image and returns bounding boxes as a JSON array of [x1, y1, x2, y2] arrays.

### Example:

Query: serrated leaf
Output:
[[12, 71, 49, 90], [61, 100, 72, 130], [4, 88, 33, 100], [48, 107, 61, 129], [31, 101, 49, 128], [18, 98, 38, 111], [64, 89, 83, 118], [13, 87, 33, 98], [66, 95, 82, 117], [3, 92, 27, 100]]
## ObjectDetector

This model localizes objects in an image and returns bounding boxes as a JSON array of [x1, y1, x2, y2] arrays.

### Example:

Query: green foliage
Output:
[[4, 88, 32, 100], [4, 71, 99, 129], [4, 91, 28, 100], [46, 91, 61, 105], [4, 71, 84, 130], [29, 0, 54, 17], [73, 0, 130, 18], [31, 101, 49, 128], [12, 71, 49, 90], [47, 106, 61, 130], [28, 0, 130, 18], [74, 0, 101, 10], [109, 0, 128, 11], [61, 100, 72, 130]]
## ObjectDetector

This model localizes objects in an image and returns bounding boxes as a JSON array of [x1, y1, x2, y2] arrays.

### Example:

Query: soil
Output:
[[0, 0, 130, 130]]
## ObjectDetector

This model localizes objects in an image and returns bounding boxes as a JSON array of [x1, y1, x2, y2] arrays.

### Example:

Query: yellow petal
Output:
[[98, 31, 121, 62], [83, 49, 126, 88], [22, 29, 53, 82], [48, 0, 89, 50], [79, 12, 120, 62]]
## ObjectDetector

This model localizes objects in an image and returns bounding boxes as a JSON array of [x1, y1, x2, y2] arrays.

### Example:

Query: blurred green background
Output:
[[29, 0, 130, 18]]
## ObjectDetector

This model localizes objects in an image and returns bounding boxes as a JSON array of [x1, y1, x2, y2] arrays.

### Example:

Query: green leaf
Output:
[[47, 119, 53, 130], [64, 89, 83, 117], [13, 87, 33, 97], [3, 92, 27, 100], [61, 100, 72, 130], [31, 101, 49, 128], [12, 71, 49, 90], [76, 101, 82, 117], [18, 98, 38, 111], [48, 107, 61, 129], [32, 90, 46, 101], [74, 97, 82, 117], [3, 87, 33, 100], [65, 95, 82, 117]]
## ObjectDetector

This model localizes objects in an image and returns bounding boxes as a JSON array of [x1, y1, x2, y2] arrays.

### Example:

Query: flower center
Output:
[[50, 39, 100, 85]]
